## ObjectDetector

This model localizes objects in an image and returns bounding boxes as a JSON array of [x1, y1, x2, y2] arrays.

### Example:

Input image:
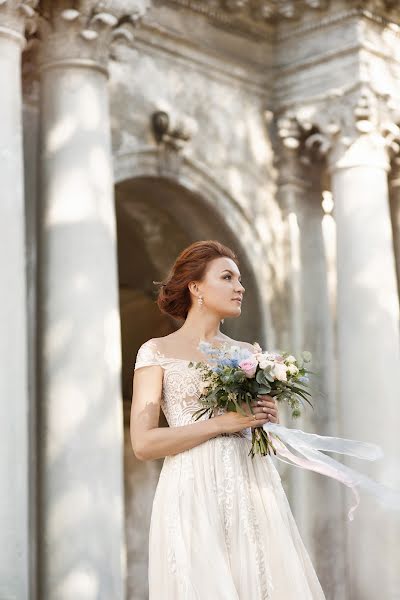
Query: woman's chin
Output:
[[226, 307, 242, 318]]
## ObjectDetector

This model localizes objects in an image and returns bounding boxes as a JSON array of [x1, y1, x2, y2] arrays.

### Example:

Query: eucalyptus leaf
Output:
[[258, 386, 271, 394], [234, 370, 245, 382], [256, 370, 267, 384]]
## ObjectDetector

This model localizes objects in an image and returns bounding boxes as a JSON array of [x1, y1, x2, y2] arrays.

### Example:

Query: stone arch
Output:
[[115, 152, 270, 600], [114, 149, 269, 354]]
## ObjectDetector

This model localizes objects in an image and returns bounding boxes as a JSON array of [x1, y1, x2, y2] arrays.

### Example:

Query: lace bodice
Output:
[[134, 338, 221, 427]]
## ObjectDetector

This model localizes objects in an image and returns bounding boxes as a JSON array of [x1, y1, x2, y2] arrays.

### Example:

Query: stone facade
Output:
[[1, 0, 400, 598]]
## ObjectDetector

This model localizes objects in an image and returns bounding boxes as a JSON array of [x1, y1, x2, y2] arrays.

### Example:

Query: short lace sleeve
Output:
[[134, 339, 161, 370]]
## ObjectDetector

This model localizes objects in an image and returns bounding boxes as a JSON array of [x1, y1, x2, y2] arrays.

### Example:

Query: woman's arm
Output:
[[130, 364, 272, 461], [130, 364, 223, 461]]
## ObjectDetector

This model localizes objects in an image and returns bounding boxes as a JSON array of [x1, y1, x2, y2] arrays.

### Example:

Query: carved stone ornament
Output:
[[0, 0, 39, 43], [38, 0, 151, 72], [163, 0, 400, 29], [277, 86, 400, 171], [163, 0, 328, 22], [150, 108, 198, 176], [151, 109, 198, 152]]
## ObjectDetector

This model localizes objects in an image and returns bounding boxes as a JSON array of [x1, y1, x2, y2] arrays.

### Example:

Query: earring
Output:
[[198, 295, 204, 307]]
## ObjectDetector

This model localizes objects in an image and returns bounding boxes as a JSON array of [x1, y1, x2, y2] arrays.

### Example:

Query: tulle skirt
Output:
[[148, 433, 326, 599]]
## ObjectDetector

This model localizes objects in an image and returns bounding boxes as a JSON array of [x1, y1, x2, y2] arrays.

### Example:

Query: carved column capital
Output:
[[274, 112, 315, 219], [278, 87, 400, 173], [275, 112, 314, 185], [38, 0, 150, 75], [0, 0, 38, 46]]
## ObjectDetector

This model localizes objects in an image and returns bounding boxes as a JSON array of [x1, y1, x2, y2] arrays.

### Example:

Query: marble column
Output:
[[0, 3, 33, 598], [389, 157, 400, 302], [328, 132, 400, 599], [36, 7, 147, 598], [275, 137, 309, 528], [276, 122, 346, 597]]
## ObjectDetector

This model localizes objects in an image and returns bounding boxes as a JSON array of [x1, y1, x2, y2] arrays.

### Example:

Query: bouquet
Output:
[[189, 340, 400, 521], [189, 341, 314, 458]]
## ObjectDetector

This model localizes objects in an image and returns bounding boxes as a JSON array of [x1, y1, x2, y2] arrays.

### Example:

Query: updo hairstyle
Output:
[[154, 240, 239, 320]]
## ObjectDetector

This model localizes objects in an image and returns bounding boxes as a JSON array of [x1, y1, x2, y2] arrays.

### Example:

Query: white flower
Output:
[[265, 351, 284, 363], [199, 381, 210, 393], [287, 364, 299, 375], [256, 353, 274, 370], [286, 355, 296, 364], [273, 363, 288, 381]]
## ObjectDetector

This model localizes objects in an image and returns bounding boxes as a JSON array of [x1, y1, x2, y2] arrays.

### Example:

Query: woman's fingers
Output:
[[249, 413, 269, 428], [252, 395, 278, 420], [245, 395, 280, 423], [243, 406, 265, 417], [256, 393, 274, 403]]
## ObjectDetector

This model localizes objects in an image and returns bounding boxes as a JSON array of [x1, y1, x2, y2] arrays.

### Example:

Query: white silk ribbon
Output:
[[243, 423, 400, 521]]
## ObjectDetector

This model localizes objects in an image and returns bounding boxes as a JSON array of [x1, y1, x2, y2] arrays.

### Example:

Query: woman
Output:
[[130, 240, 327, 599]]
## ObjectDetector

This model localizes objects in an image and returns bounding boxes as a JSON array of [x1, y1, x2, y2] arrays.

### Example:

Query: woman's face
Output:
[[195, 256, 245, 318]]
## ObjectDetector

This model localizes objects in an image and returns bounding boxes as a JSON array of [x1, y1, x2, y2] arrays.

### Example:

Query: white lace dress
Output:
[[134, 338, 327, 600]]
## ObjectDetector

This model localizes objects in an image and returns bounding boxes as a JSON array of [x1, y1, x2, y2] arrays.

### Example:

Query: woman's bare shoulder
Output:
[[148, 333, 179, 352]]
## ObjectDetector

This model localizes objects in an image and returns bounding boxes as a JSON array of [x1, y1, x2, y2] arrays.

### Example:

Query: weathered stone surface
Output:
[[13, 0, 400, 598]]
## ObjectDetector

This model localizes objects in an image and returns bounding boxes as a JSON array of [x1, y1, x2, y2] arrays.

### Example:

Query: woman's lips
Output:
[[232, 299, 242, 303]]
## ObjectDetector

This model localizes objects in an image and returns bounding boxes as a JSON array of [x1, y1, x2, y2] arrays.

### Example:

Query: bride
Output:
[[130, 239, 327, 599]]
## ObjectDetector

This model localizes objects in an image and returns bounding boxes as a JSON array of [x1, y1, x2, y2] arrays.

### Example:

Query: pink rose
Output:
[[239, 357, 258, 378]]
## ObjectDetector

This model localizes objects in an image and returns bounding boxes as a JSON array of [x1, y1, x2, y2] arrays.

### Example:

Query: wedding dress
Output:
[[134, 338, 327, 599]]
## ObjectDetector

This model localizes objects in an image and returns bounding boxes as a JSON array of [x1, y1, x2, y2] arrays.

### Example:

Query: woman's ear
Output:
[[188, 281, 198, 296]]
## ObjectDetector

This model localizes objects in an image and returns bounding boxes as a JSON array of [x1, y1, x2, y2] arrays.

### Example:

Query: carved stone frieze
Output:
[[161, 0, 400, 31], [38, 1, 151, 72], [163, 0, 327, 22]]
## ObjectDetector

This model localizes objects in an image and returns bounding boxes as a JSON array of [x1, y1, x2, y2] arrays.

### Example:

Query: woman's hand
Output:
[[251, 394, 280, 424], [214, 394, 279, 435], [215, 409, 270, 434]]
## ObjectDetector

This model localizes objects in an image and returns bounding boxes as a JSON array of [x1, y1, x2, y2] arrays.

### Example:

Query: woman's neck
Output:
[[178, 312, 224, 343]]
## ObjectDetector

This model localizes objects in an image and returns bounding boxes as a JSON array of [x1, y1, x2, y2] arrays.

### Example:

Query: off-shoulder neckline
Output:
[[150, 339, 256, 364], [154, 349, 208, 364]]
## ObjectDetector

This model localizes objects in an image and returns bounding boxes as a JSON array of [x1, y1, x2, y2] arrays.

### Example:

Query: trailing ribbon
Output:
[[243, 423, 400, 521]]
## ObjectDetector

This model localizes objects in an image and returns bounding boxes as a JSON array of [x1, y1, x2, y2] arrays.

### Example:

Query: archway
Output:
[[116, 175, 265, 598]]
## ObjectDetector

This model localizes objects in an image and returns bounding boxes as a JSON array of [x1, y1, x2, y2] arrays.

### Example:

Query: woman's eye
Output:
[[223, 275, 243, 285]]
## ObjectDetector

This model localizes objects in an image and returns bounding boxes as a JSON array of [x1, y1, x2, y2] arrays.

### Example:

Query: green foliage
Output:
[[190, 346, 315, 457]]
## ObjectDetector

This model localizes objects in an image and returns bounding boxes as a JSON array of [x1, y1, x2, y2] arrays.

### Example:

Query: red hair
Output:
[[154, 240, 239, 320]]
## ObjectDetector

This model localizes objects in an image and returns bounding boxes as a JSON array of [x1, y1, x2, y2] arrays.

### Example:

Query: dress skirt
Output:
[[148, 433, 326, 599]]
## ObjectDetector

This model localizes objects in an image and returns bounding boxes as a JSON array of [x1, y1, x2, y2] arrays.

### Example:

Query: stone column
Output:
[[303, 90, 400, 599], [37, 5, 148, 598], [275, 122, 309, 530], [0, 2, 36, 599], [389, 157, 400, 301], [276, 116, 346, 598]]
